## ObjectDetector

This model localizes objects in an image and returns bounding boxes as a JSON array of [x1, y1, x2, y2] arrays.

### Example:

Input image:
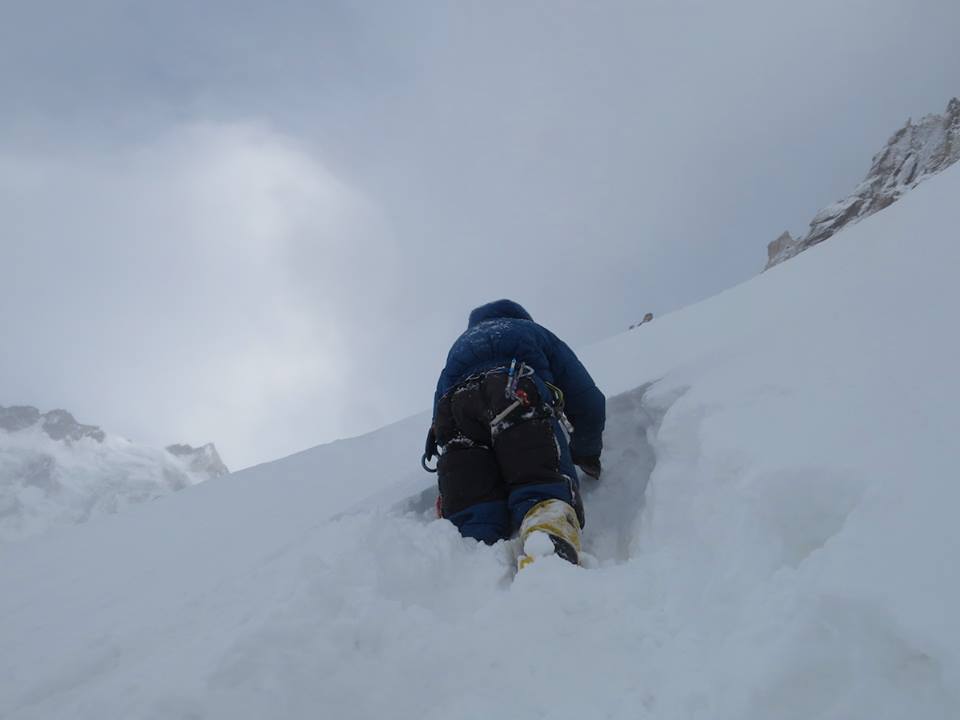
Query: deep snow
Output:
[[2, 165, 959, 719]]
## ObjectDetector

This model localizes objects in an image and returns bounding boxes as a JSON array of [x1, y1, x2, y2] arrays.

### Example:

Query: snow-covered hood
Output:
[[467, 298, 533, 328]]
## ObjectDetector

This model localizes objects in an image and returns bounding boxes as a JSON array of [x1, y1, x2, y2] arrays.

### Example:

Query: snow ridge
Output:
[[767, 97, 960, 268]]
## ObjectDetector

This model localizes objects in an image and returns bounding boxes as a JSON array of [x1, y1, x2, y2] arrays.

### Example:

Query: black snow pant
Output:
[[434, 368, 582, 544]]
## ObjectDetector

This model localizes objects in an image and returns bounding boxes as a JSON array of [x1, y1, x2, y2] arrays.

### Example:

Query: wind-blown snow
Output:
[[1, 166, 959, 718], [0, 408, 228, 544]]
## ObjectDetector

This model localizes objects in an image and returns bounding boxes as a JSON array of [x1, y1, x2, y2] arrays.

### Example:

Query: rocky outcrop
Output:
[[166, 443, 229, 479], [767, 98, 960, 268], [766, 231, 798, 267], [0, 405, 106, 443]]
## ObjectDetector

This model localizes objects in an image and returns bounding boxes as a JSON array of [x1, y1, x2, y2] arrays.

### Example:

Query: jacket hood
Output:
[[467, 299, 533, 328]]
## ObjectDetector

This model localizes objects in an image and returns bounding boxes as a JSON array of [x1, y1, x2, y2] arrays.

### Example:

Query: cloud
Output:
[[1, 122, 395, 467], [4, 1, 960, 469]]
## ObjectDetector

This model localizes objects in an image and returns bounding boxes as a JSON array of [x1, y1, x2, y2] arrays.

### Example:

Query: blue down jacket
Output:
[[433, 299, 605, 460]]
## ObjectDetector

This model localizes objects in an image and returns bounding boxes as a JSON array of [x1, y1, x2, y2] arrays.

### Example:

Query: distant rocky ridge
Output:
[[0, 405, 106, 443], [767, 98, 960, 268], [165, 442, 230, 479], [0, 404, 228, 543]]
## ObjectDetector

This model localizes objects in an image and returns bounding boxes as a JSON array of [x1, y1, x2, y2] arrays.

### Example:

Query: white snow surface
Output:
[[2, 166, 959, 718]]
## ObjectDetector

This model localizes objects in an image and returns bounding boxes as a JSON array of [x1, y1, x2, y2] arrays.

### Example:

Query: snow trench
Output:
[[390, 381, 670, 569], [579, 382, 665, 565], [188, 385, 682, 720], [185, 369, 954, 720]]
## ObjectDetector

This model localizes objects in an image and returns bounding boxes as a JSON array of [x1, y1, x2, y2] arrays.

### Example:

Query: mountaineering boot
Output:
[[517, 499, 581, 570]]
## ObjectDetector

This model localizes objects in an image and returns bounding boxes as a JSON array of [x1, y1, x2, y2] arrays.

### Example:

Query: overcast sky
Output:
[[3, 0, 959, 469]]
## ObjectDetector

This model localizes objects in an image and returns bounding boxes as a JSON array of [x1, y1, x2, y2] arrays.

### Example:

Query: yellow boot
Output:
[[517, 499, 581, 570]]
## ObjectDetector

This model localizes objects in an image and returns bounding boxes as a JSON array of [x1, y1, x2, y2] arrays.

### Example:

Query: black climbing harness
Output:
[[421, 359, 575, 473]]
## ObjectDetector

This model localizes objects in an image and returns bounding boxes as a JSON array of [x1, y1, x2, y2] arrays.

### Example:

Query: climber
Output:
[[422, 299, 606, 568]]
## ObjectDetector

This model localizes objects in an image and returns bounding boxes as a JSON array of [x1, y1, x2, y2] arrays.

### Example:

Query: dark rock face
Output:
[[0, 405, 106, 443], [767, 98, 960, 269], [0, 406, 41, 433], [766, 231, 797, 266], [165, 443, 230, 478], [41, 409, 107, 443]]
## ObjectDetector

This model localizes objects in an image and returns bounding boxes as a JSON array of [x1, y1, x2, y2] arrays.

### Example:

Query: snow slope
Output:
[[2, 165, 959, 718]]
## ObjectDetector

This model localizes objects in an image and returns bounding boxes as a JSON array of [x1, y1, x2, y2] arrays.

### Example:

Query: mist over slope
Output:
[[1, 165, 959, 718], [0, 405, 227, 544]]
